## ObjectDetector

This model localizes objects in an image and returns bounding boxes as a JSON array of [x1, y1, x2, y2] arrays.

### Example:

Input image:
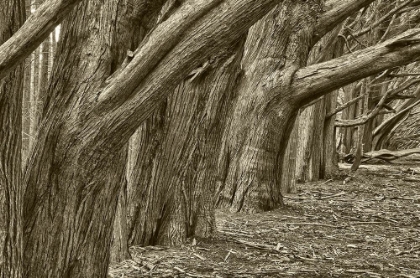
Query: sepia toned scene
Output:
[[1, 0, 420, 277]]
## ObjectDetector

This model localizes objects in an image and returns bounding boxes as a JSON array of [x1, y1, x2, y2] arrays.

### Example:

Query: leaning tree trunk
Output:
[[129, 40, 244, 246], [18, 0, 286, 275], [22, 1, 136, 276], [216, 2, 322, 213], [110, 0, 166, 262], [215, 0, 376, 212], [0, 1, 25, 277]]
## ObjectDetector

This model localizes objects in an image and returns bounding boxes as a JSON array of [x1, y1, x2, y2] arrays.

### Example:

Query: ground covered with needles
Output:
[[109, 161, 420, 277]]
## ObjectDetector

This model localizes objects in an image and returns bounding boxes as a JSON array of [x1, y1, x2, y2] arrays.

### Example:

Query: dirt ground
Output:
[[109, 161, 420, 277]]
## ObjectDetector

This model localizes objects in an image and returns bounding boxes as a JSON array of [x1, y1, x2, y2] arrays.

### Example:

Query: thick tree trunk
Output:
[[19, 1, 285, 275], [127, 107, 167, 246], [0, 1, 25, 277], [129, 41, 244, 246], [110, 0, 165, 262], [22, 1, 131, 276], [8, 0, 420, 275], [216, 2, 321, 213], [216, 1, 378, 211]]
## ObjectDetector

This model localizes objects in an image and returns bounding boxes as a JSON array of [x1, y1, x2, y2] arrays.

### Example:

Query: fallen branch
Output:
[[319, 192, 346, 199], [283, 222, 343, 228], [362, 148, 420, 162], [344, 148, 420, 163]]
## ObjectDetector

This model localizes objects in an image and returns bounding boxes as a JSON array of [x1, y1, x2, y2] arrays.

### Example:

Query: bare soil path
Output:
[[110, 163, 420, 277]]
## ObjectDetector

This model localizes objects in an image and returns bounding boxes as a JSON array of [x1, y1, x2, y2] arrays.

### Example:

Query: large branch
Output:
[[80, 0, 282, 153], [315, 0, 376, 39], [78, 0, 377, 154], [91, 0, 224, 112], [0, 0, 83, 80], [292, 29, 420, 105]]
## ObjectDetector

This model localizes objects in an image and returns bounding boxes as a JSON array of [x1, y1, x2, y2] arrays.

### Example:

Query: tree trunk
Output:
[[19, 0, 285, 275], [216, 2, 322, 213], [322, 91, 339, 178], [110, 0, 165, 262], [129, 41, 244, 246], [22, 1, 131, 276], [294, 25, 344, 182], [127, 106, 167, 246], [0, 1, 25, 277], [280, 121, 298, 193], [340, 84, 359, 155]]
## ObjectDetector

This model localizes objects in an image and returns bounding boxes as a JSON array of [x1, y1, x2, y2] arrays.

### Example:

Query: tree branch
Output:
[[326, 93, 364, 119], [373, 99, 420, 136], [0, 0, 83, 80], [91, 0, 224, 112], [292, 28, 420, 105], [370, 78, 420, 103], [79, 0, 282, 153], [335, 89, 391, 127], [352, 0, 416, 38], [315, 0, 376, 40]]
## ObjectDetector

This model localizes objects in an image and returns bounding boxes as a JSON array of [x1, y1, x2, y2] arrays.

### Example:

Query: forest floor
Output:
[[109, 159, 420, 277]]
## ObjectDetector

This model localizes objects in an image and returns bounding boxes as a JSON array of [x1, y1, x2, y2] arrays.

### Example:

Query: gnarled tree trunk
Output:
[[216, 2, 322, 213], [23, 1, 133, 276]]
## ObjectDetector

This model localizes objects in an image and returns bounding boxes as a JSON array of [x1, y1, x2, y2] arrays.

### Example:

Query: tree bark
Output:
[[21, 1, 283, 275], [0, 1, 25, 277], [129, 41, 244, 246], [0, 0, 86, 80], [295, 25, 344, 182], [10, 0, 420, 275], [216, 2, 321, 212], [22, 1, 132, 276]]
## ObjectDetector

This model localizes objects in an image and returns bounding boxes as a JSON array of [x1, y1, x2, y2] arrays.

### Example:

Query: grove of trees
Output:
[[1, 0, 420, 277]]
